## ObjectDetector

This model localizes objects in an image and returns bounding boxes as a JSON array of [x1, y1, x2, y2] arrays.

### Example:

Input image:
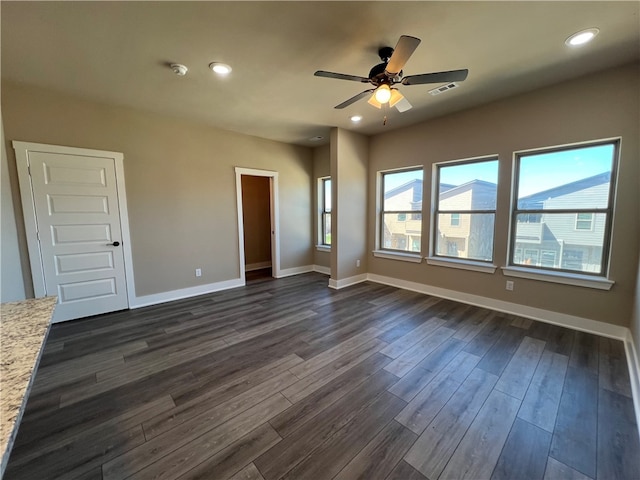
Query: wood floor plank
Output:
[[289, 326, 383, 378], [254, 369, 399, 480], [543, 457, 594, 480], [403, 368, 498, 479], [103, 393, 290, 480], [476, 325, 526, 376], [282, 338, 388, 403], [387, 337, 467, 402], [395, 350, 480, 434], [383, 326, 456, 377], [384, 460, 428, 480], [596, 388, 640, 479], [462, 314, 510, 356], [379, 317, 445, 359], [491, 418, 552, 480], [280, 391, 406, 480], [175, 423, 281, 480], [270, 352, 391, 438], [494, 336, 545, 399], [439, 389, 520, 480], [598, 337, 632, 397], [228, 463, 265, 480], [550, 366, 598, 478], [332, 420, 417, 480], [518, 350, 568, 432], [569, 331, 599, 375]]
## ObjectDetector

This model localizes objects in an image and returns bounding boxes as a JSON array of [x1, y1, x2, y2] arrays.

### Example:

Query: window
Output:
[[510, 140, 618, 276], [380, 168, 423, 253], [320, 177, 331, 246], [575, 212, 594, 230], [433, 157, 499, 262]]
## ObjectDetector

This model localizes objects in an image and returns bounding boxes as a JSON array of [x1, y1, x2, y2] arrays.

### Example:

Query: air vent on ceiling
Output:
[[428, 82, 459, 96]]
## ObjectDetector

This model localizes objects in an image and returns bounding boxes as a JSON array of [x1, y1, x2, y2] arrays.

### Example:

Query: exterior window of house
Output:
[[575, 212, 594, 230], [320, 177, 331, 246], [510, 140, 618, 275], [433, 157, 499, 262], [380, 168, 423, 253]]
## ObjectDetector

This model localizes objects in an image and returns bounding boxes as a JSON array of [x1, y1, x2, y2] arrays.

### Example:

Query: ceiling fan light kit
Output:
[[314, 34, 469, 115]]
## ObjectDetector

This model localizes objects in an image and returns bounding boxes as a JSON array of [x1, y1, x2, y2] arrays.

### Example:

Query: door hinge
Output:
[[27, 165, 31, 176]]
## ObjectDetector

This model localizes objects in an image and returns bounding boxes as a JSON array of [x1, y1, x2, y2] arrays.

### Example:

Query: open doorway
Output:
[[235, 167, 280, 283]]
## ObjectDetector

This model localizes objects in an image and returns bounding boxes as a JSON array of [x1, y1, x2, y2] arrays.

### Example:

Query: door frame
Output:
[[13, 141, 136, 308], [234, 167, 280, 281]]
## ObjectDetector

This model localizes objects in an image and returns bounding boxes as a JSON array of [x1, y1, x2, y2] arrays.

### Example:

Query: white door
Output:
[[15, 143, 130, 322]]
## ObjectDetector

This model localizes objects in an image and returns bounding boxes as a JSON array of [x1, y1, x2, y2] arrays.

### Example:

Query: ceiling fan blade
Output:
[[401, 69, 469, 86], [385, 35, 421, 76], [394, 97, 412, 112], [315, 70, 370, 83], [335, 89, 375, 109]]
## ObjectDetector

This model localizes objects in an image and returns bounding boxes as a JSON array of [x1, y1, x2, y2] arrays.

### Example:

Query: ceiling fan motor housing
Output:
[[368, 62, 402, 86]]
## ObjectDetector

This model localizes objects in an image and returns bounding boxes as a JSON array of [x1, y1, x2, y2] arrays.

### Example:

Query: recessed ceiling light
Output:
[[350, 115, 363, 123], [209, 62, 232, 75], [565, 28, 599, 47]]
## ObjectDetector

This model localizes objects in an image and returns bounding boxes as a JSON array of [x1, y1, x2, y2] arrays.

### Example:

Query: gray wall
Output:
[[1, 114, 27, 302], [367, 63, 639, 327], [2, 81, 313, 298], [332, 128, 368, 282]]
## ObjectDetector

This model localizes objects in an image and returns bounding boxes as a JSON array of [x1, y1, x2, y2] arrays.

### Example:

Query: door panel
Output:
[[28, 151, 128, 322]]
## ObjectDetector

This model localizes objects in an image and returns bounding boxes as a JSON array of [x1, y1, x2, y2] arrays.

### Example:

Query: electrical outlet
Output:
[[195, 268, 202, 277], [356, 259, 361, 267], [506, 280, 514, 291]]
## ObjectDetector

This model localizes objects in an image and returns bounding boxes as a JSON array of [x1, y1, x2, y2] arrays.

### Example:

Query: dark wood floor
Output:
[[5, 272, 639, 480]]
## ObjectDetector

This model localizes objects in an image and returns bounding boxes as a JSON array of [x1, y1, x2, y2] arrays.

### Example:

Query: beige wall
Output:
[[2, 81, 313, 298], [368, 63, 639, 327], [241, 175, 271, 268], [313, 144, 330, 269], [1, 114, 27, 302], [332, 128, 368, 281]]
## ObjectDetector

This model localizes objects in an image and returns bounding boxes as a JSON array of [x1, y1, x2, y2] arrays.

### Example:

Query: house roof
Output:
[[518, 171, 611, 208], [1, 2, 638, 146]]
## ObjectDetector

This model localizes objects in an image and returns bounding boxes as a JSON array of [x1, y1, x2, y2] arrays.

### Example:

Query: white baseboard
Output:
[[131, 277, 245, 309], [328, 273, 368, 290], [277, 265, 314, 278], [313, 265, 331, 275], [624, 330, 640, 440], [245, 261, 272, 272], [366, 273, 628, 340]]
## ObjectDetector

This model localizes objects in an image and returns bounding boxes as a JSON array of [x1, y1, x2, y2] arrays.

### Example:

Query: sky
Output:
[[382, 144, 614, 197]]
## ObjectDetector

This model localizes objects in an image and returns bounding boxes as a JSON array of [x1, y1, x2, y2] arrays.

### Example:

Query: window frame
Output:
[[318, 176, 331, 247], [508, 139, 619, 277], [432, 156, 499, 263], [378, 167, 424, 254]]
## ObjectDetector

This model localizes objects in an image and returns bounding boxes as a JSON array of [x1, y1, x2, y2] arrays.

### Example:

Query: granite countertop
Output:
[[0, 296, 56, 476]]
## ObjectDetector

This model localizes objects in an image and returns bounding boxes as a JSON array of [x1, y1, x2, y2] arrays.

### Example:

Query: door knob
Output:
[[108, 241, 121, 247]]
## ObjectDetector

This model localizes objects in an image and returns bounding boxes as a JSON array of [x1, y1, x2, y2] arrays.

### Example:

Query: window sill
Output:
[[501, 266, 614, 291], [315, 245, 331, 253], [425, 257, 497, 274], [373, 250, 422, 263]]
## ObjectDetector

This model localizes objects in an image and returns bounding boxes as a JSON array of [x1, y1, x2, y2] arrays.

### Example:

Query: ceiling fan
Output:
[[314, 35, 468, 112]]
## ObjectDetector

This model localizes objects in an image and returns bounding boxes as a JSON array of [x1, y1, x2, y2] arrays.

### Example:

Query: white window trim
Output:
[[426, 257, 497, 274], [502, 266, 614, 290], [318, 176, 331, 247], [373, 250, 422, 263]]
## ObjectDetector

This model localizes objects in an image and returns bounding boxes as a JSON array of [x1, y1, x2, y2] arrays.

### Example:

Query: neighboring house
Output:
[[437, 180, 497, 261], [383, 179, 423, 251], [514, 172, 610, 272]]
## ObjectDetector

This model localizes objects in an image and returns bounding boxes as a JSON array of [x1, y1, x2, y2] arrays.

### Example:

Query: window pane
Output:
[[435, 213, 495, 261], [383, 170, 422, 212], [517, 144, 614, 210], [513, 212, 607, 274], [439, 160, 498, 210], [323, 179, 332, 212], [382, 212, 421, 252], [323, 213, 331, 245]]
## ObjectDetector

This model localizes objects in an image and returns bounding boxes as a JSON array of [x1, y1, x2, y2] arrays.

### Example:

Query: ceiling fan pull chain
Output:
[[383, 115, 387, 126]]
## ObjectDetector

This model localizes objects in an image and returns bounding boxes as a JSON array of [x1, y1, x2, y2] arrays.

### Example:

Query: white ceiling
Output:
[[2, 2, 639, 146]]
